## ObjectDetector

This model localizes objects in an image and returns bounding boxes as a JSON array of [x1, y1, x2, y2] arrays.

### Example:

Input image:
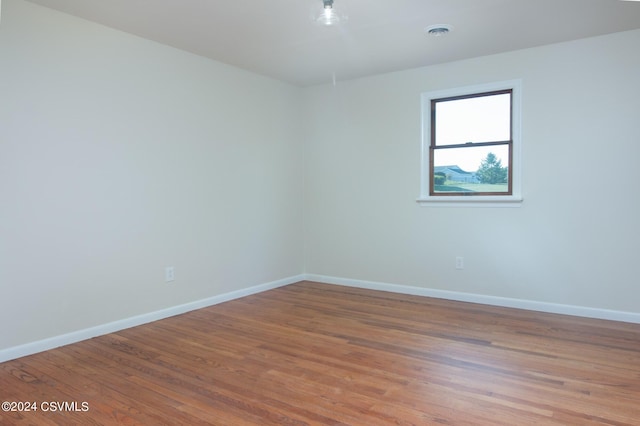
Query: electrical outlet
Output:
[[455, 257, 464, 270], [165, 266, 175, 282]]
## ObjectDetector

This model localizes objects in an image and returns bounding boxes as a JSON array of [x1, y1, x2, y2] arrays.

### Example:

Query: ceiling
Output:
[[24, 0, 640, 86]]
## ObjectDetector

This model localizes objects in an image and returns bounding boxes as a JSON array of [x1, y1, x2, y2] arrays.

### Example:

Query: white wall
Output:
[[304, 29, 640, 313], [2, 0, 639, 357], [0, 0, 304, 351]]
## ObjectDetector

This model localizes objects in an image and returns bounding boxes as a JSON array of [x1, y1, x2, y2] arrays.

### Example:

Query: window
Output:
[[418, 80, 522, 206]]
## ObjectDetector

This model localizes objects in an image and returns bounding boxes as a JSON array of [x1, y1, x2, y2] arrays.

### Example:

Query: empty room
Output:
[[1, 0, 640, 424]]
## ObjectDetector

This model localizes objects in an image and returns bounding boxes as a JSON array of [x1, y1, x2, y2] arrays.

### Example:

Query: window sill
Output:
[[416, 196, 523, 208]]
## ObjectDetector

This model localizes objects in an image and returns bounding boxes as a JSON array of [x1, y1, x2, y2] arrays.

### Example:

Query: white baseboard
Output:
[[3, 273, 638, 364], [0, 274, 305, 364], [304, 274, 640, 324]]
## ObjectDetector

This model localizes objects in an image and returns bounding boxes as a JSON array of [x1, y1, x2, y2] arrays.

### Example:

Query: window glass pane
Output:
[[433, 145, 509, 193], [435, 93, 511, 146]]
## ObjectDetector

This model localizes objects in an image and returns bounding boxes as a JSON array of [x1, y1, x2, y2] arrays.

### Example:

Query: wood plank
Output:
[[1, 281, 639, 425]]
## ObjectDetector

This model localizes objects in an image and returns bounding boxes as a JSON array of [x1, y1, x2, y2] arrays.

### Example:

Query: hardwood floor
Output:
[[1, 281, 639, 425]]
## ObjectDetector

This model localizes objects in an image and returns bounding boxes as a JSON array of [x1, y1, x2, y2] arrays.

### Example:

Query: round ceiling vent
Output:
[[425, 24, 454, 37]]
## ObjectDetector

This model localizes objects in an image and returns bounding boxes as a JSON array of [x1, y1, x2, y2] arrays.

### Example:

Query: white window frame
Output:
[[417, 79, 523, 207]]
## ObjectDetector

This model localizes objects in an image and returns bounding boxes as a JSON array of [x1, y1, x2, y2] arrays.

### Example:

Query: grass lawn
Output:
[[435, 182, 509, 193]]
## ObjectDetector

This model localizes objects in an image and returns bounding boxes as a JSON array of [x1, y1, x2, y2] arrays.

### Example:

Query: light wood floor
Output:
[[2, 281, 639, 425]]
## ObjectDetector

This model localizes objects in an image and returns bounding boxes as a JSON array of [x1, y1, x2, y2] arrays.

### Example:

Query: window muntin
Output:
[[430, 89, 513, 196]]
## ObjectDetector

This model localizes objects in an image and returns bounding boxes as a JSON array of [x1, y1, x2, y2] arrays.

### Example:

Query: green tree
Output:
[[476, 152, 508, 184], [433, 172, 446, 185]]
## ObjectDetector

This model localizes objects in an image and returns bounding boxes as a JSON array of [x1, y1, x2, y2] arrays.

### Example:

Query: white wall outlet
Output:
[[455, 257, 464, 270], [165, 266, 175, 282]]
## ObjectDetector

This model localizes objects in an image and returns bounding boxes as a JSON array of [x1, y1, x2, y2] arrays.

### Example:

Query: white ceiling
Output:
[[24, 0, 640, 86]]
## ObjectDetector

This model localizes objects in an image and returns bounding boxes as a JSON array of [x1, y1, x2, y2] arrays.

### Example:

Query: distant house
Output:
[[434, 165, 480, 183]]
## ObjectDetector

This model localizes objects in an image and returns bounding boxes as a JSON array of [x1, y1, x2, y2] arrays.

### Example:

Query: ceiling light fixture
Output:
[[313, 0, 348, 27]]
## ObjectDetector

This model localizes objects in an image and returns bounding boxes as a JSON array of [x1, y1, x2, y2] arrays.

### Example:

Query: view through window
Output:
[[430, 90, 513, 196]]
